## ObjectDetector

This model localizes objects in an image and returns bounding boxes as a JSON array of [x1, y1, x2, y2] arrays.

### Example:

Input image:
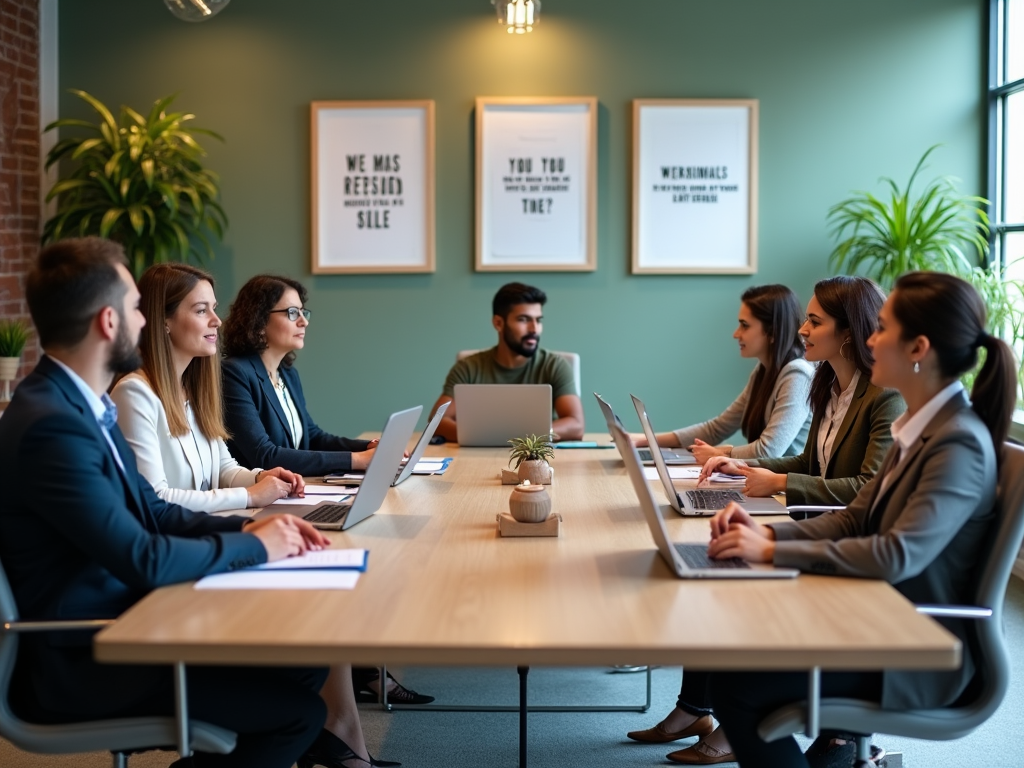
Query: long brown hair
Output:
[[808, 276, 886, 414], [222, 274, 309, 368], [891, 272, 1016, 449], [740, 284, 805, 441], [137, 263, 229, 440]]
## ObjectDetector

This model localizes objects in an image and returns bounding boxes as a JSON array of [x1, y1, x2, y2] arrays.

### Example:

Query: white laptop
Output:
[[592, 393, 695, 466], [454, 384, 552, 447], [392, 400, 450, 486], [608, 418, 798, 580], [258, 405, 423, 530], [630, 394, 785, 516]]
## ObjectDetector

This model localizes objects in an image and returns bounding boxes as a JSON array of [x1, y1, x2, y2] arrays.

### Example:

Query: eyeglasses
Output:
[[269, 307, 311, 322]]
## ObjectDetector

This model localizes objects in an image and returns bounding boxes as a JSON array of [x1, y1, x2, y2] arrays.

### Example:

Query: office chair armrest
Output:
[[3, 619, 115, 633], [786, 505, 845, 521], [915, 605, 993, 619]]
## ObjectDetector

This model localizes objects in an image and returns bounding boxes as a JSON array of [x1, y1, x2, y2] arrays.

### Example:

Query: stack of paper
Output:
[[410, 457, 453, 475], [194, 548, 369, 590]]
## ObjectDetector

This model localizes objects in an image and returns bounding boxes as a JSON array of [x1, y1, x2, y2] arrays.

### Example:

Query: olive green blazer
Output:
[[757, 374, 905, 506]]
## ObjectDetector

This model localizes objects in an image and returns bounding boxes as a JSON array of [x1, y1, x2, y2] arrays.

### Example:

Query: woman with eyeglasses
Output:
[[220, 273, 435, 711]]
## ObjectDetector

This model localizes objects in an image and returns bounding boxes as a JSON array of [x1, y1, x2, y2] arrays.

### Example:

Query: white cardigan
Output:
[[111, 373, 261, 513]]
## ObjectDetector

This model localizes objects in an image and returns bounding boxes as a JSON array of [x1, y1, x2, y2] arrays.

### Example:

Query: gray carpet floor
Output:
[[4, 577, 1023, 768]]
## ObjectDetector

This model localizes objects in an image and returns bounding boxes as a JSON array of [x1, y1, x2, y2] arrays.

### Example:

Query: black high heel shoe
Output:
[[298, 729, 402, 768]]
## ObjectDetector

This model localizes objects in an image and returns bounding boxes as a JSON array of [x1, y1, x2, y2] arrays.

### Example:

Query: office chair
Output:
[[0, 559, 236, 767], [456, 349, 582, 397], [757, 441, 1024, 767]]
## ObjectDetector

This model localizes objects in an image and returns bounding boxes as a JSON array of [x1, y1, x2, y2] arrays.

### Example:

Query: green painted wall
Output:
[[58, 0, 985, 437]]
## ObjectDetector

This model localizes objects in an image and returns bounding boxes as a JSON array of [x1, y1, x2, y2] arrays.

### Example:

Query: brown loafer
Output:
[[626, 714, 715, 743], [666, 739, 736, 765]]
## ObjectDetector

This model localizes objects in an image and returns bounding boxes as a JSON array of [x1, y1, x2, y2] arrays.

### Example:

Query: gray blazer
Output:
[[769, 391, 997, 710]]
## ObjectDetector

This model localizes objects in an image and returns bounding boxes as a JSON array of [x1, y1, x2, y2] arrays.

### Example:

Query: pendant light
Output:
[[164, 0, 231, 22], [492, 0, 540, 34]]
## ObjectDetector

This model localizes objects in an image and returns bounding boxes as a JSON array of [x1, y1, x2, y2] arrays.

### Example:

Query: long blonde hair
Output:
[[137, 263, 229, 440]]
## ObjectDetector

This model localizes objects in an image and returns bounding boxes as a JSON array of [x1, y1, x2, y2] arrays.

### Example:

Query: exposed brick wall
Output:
[[0, 0, 38, 388]]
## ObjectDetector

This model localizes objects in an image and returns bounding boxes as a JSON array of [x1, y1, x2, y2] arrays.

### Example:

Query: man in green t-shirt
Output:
[[430, 282, 585, 442]]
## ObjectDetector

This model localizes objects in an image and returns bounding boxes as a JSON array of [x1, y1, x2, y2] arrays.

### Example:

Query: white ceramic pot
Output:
[[509, 482, 552, 523], [517, 459, 552, 485], [0, 356, 19, 401]]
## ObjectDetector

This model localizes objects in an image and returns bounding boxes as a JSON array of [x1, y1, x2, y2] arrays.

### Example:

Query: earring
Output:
[[165, 326, 170, 334], [840, 340, 851, 361], [913, 361, 920, 374]]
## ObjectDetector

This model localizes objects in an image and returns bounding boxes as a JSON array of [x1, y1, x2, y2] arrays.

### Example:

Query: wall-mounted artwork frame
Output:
[[475, 96, 597, 272], [632, 99, 758, 275], [311, 100, 435, 274]]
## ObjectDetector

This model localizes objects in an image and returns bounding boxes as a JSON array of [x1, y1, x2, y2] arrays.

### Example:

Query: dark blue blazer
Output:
[[222, 354, 370, 475], [0, 356, 266, 719]]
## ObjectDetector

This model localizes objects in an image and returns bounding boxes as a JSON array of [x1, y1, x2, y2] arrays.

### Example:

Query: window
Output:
[[992, 0, 1024, 281]]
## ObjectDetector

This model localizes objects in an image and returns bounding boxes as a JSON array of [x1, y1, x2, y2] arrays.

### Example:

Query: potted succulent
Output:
[[42, 89, 227, 278], [508, 433, 556, 485], [0, 319, 30, 401]]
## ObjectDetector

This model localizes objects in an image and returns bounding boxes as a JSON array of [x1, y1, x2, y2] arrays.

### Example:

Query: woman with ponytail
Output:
[[700, 272, 1016, 768]]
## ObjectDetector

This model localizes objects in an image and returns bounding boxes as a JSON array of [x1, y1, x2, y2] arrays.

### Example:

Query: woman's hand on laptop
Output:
[[707, 502, 775, 563], [738, 467, 786, 498], [631, 433, 649, 447], [698, 456, 748, 484], [352, 447, 376, 471]]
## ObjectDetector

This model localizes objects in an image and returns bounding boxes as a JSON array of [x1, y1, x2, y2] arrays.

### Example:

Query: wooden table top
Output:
[[95, 434, 960, 671]]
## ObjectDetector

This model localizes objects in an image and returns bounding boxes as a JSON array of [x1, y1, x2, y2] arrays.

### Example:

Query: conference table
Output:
[[95, 433, 959, 765]]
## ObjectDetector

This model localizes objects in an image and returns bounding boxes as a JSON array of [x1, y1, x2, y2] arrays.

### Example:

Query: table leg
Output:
[[174, 662, 191, 757], [805, 666, 820, 739], [517, 666, 528, 768]]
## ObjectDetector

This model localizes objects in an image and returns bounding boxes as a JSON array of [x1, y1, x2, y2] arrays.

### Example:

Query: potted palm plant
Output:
[[42, 89, 227, 278], [0, 319, 30, 401], [508, 433, 556, 485]]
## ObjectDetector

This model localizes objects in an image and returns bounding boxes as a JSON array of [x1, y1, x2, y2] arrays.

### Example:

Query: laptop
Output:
[[630, 394, 785, 517], [258, 405, 423, 530], [608, 418, 798, 580], [592, 393, 695, 466], [454, 384, 552, 447], [392, 400, 450, 486]]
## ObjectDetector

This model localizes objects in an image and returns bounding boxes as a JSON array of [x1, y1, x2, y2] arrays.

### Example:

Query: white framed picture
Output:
[[632, 99, 759, 274], [311, 100, 435, 274], [475, 97, 597, 272]]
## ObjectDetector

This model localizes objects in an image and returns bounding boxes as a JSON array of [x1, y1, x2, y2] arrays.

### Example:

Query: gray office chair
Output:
[[0, 559, 237, 767], [758, 441, 1024, 768], [456, 349, 582, 397]]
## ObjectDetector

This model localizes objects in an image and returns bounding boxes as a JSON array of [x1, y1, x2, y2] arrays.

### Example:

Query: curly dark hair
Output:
[[222, 274, 309, 367]]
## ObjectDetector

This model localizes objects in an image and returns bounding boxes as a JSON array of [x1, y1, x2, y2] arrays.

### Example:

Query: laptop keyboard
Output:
[[685, 490, 745, 510], [638, 449, 654, 462], [675, 543, 749, 570], [302, 504, 351, 525]]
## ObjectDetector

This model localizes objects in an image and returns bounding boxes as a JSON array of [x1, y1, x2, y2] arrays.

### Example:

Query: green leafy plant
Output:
[[43, 89, 227, 278], [0, 319, 30, 358], [507, 433, 556, 469], [827, 145, 989, 290]]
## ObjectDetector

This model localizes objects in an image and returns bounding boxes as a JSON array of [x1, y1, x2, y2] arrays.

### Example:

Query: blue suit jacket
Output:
[[222, 354, 370, 475], [0, 356, 266, 719]]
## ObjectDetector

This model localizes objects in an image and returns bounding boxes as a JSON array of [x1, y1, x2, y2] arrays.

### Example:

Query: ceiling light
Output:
[[164, 0, 231, 22], [492, 0, 539, 34]]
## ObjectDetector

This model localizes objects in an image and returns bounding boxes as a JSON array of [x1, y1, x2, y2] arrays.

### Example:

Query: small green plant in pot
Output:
[[0, 318, 30, 401], [508, 433, 556, 485]]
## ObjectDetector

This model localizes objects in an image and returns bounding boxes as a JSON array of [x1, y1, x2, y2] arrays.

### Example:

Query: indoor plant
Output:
[[42, 89, 227, 278], [508, 433, 556, 485], [0, 318, 30, 401]]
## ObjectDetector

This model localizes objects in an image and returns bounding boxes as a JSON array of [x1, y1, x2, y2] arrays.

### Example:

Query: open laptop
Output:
[[608, 418, 797, 579], [630, 394, 785, 516], [392, 400, 450, 486], [592, 393, 694, 466], [258, 405, 423, 530], [454, 384, 552, 447]]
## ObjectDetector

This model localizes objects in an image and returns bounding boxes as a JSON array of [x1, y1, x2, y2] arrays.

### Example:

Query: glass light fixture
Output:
[[164, 0, 231, 22], [492, 0, 540, 34]]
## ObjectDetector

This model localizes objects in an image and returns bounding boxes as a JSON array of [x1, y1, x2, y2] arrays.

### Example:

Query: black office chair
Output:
[[758, 441, 1024, 767], [0, 558, 237, 767]]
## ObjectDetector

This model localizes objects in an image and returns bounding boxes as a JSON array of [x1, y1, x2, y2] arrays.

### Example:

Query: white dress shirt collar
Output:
[[890, 379, 965, 454], [48, 355, 125, 470]]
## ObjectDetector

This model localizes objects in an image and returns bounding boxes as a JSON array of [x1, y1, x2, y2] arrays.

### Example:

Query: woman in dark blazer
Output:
[[221, 274, 434, 716], [705, 272, 1017, 768]]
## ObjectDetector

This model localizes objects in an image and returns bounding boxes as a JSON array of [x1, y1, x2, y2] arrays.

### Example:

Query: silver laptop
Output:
[[630, 394, 785, 517], [608, 419, 797, 580], [454, 384, 552, 447], [258, 405, 423, 530], [392, 400, 449, 486], [592, 393, 694, 466]]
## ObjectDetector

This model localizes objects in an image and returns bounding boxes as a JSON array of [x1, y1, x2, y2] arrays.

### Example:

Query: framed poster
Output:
[[632, 99, 758, 274], [475, 97, 597, 272], [311, 100, 435, 274]]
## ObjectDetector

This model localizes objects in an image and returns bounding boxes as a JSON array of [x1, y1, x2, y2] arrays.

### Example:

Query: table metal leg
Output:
[[517, 666, 528, 768], [805, 666, 820, 739], [174, 662, 191, 757]]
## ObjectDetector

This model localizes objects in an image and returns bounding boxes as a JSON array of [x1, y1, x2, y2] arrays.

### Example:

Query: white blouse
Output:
[[111, 373, 262, 513], [816, 369, 860, 477], [270, 371, 304, 448]]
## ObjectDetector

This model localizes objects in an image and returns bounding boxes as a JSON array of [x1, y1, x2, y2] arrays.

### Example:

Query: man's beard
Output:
[[107, 314, 142, 375], [504, 326, 540, 358]]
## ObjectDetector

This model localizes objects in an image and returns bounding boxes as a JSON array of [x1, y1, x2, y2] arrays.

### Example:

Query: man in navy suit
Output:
[[0, 238, 330, 768]]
